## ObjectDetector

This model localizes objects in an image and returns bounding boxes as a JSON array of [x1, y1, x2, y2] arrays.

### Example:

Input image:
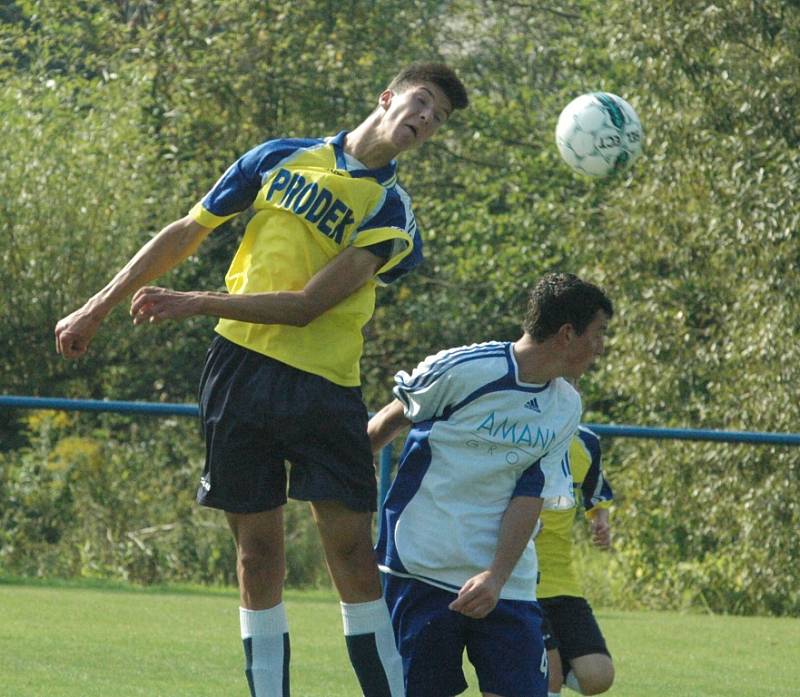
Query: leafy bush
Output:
[[1, 0, 799, 615], [594, 439, 800, 617], [0, 411, 330, 589]]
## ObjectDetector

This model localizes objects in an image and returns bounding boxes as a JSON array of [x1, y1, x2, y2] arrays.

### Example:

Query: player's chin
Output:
[[393, 129, 420, 152], [395, 139, 419, 154]]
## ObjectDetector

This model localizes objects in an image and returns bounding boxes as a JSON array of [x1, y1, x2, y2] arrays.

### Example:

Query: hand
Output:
[[130, 286, 198, 325], [590, 516, 612, 549], [55, 306, 104, 359], [448, 571, 502, 619]]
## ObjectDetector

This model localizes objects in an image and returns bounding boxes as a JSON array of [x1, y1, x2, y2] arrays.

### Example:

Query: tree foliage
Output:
[[1, 0, 798, 613]]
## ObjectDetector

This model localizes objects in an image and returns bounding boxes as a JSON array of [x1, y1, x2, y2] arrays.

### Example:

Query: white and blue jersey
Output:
[[377, 341, 580, 601]]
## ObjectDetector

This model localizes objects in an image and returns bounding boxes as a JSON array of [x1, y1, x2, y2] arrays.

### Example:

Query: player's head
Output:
[[376, 63, 468, 152], [523, 272, 614, 378]]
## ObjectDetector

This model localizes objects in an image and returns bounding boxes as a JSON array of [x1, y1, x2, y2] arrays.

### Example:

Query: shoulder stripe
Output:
[[353, 189, 393, 241], [259, 140, 329, 184], [397, 343, 508, 391]]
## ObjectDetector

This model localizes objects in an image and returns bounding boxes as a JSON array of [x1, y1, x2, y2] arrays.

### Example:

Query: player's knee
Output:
[[325, 533, 373, 568], [579, 661, 614, 695], [316, 516, 373, 567], [237, 542, 284, 580], [323, 534, 381, 598]]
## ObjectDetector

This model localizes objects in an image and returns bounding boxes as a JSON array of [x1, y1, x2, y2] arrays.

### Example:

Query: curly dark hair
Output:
[[522, 272, 613, 341]]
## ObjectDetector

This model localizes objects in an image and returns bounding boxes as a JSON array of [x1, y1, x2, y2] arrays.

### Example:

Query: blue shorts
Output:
[[383, 574, 548, 697], [196, 335, 376, 513]]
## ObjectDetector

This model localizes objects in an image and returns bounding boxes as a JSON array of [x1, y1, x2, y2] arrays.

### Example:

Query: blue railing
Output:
[[586, 423, 800, 446], [0, 395, 200, 417], [3, 395, 800, 511]]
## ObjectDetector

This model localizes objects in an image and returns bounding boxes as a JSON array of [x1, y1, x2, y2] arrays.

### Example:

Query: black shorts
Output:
[[539, 596, 610, 676], [196, 335, 377, 513]]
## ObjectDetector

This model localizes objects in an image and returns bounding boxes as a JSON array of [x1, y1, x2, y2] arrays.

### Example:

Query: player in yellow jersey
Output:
[[55, 63, 468, 697], [537, 426, 615, 696]]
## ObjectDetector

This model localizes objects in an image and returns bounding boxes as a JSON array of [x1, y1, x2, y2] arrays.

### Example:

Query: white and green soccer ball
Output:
[[555, 92, 643, 177]]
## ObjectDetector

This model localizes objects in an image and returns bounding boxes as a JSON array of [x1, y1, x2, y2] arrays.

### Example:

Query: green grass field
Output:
[[1, 579, 798, 697]]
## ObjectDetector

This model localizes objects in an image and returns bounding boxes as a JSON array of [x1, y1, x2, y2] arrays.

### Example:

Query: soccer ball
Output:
[[555, 92, 643, 177]]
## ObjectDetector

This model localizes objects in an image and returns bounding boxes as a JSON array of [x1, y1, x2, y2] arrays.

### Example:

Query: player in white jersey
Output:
[[369, 272, 614, 697]]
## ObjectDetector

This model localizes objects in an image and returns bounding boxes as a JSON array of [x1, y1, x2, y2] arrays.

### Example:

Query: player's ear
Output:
[[378, 89, 395, 110], [556, 323, 576, 345]]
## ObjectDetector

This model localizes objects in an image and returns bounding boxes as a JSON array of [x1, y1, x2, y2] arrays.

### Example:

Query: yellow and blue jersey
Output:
[[189, 131, 422, 386], [537, 426, 613, 598]]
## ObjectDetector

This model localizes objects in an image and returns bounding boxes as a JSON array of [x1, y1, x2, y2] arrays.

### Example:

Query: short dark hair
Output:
[[387, 63, 468, 111], [523, 272, 614, 341]]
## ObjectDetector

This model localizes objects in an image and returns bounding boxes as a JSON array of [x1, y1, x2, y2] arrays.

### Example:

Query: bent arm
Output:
[[449, 495, 542, 618], [367, 400, 411, 455], [488, 495, 543, 587], [130, 245, 385, 327], [100, 216, 211, 310], [55, 216, 211, 358]]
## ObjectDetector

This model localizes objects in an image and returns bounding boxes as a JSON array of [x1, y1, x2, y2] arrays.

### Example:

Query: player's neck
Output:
[[344, 119, 399, 169], [512, 334, 563, 384]]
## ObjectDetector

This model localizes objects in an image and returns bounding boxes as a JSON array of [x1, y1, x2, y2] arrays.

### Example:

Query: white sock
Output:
[[565, 670, 584, 694], [240, 605, 290, 697], [341, 598, 405, 697], [549, 692, 562, 697]]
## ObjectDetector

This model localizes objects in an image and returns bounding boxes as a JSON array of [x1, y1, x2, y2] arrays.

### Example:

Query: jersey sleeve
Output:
[[512, 459, 546, 498], [361, 238, 394, 261], [392, 349, 465, 422], [538, 385, 582, 501], [537, 428, 576, 501], [188, 139, 300, 229], [351, 187, 423, 285], [391, 343, 510, 422], [579, 430, 614, 512]]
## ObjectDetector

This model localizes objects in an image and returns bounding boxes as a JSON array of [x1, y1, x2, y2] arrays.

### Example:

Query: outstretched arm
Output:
[[449, 495, 542, 619], [55, 215, 211, 358], [129, 245, 385, 328]]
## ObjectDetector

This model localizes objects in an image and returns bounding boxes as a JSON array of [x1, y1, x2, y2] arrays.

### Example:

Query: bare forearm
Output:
[[130, 243, 384, 328], [449, 495, 543, 619], [87, 217, 209, 317], [55, 216, 210, 359], [367, 400, 410, 454], [131, 285, 354, 327], [193, 289, 318, 326], [489, 496, 542, 586]]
